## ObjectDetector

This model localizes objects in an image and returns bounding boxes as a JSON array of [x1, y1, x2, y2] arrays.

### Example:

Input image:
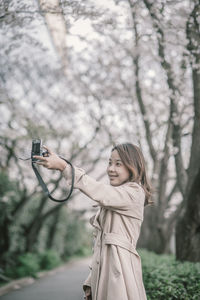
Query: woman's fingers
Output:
[[43, 145, 53, 155], [33, 149, 63, 171], [33, 155, 46, 161], [33, 155, 49, 168]]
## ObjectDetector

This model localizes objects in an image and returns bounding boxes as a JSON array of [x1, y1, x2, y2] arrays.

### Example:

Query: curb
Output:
[[0, 277, 35, 297], [0, 256, 91, 297]]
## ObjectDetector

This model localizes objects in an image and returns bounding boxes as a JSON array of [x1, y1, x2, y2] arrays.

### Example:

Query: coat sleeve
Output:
[[62, 165, 145, 215]]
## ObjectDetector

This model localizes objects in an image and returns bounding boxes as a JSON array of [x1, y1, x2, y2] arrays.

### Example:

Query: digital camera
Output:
[[31, 139, 48, 162], [30, 139, 74, 202]]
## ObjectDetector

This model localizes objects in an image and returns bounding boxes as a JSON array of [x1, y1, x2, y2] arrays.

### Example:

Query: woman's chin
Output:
[[109, 180, 119, 186]]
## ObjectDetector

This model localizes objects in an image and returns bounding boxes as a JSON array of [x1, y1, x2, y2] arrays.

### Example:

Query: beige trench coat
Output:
[[63, 166, 147, 300]]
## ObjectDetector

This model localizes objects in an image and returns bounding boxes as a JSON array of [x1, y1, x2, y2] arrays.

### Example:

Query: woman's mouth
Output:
[[109, 175, 118, 179]]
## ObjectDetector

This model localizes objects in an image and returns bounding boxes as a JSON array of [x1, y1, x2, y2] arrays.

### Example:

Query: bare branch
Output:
[[128, 1, 157, 162], [143, 0, 188, 196]]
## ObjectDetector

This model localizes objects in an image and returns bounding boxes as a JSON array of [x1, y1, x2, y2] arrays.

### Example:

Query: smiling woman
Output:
[[109, 144, 153, 206], [34, 142, 153, 300], [107, 150, 130, 186]]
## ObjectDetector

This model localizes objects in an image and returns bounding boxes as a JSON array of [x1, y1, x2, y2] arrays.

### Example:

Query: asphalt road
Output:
[[0, 257, 91, 300]]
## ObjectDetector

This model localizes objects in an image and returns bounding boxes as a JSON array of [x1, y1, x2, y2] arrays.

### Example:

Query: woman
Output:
[[34, 143, 152, 300]]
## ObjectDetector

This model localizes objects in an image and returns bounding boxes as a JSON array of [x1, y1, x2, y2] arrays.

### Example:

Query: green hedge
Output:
[[39, 250, 61, 270], [5, 253, 40, 279], [139, 249, 200, 300], [5, 250, 61, 279]]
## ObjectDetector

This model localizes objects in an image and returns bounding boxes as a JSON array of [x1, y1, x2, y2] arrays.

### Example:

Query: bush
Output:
[[5, 253, 40, 279], [39, 250, 61, 270], [139, 249, 200, 300], [5, 251, 61, 279]]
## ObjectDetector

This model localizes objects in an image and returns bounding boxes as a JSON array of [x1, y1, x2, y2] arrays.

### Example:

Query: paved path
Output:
[[0, 257, 91, 300]]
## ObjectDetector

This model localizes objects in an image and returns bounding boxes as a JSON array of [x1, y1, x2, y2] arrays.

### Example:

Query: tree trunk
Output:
[[24, 202, 61, 252], [176, 1, 200, 261], [46, 206, 62, 249], [0, 216, 11, 265], [176, 168, 200, 261], [138, 205, 175, 254]]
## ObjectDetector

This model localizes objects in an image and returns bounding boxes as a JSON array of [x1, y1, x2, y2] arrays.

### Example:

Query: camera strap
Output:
[[32, 157, 75, 203]]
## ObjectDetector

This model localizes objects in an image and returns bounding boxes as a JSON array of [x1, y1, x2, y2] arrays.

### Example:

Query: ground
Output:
[[0, 257, 91, 300]]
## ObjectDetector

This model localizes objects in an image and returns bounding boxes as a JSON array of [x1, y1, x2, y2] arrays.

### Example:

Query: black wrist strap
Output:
[[32, 157, 75, 203]]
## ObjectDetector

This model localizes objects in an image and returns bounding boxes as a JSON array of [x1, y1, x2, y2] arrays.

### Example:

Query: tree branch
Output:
[[128, 1, 157, 163], [143, 0, 188, 195]]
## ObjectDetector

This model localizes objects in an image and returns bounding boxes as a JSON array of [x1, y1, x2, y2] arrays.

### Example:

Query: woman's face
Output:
[[107, 149, 130, 186]]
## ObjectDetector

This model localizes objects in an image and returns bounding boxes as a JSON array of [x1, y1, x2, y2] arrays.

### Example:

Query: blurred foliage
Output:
[[139, 249, 200, 300], [5, 253, 40, 279], [0, 172, 15, 195], [63, 213, 93, 258], [5, 250, 61, 278], [0, 171, 20, 208], [38, 250, 61, 270], [0, 172, 92, 282]]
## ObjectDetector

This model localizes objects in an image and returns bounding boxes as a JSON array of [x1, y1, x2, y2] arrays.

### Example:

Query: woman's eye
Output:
[[116, 163, 121, 166]]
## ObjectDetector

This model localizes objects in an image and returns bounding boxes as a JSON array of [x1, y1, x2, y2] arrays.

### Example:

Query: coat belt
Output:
[[103, 232, 139, 256]]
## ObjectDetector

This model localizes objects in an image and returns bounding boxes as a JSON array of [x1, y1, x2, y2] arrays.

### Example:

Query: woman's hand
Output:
[[84, 286, 92, 300], [33, 146, 67, 172]]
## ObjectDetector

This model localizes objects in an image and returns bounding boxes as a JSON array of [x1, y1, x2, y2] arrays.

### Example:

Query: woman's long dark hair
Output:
[[112, 143, 153, 206]]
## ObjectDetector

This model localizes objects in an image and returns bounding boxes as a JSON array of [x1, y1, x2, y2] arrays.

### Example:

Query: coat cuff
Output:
[[83, 271, 91, 291]]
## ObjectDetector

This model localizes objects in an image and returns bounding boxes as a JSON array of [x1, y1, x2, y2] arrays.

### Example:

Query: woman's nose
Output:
[[108, 164, 116, 172]]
